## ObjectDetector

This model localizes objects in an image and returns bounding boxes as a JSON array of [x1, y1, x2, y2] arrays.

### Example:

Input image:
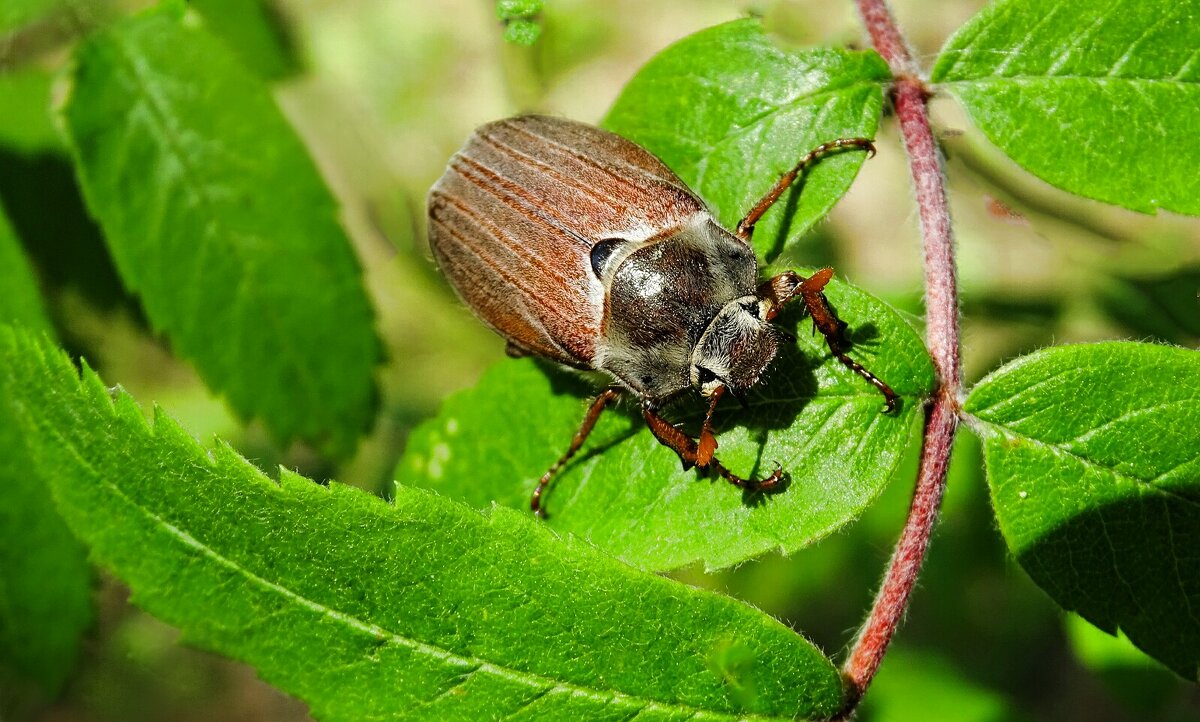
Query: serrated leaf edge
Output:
[[7, 328, 823, 722]]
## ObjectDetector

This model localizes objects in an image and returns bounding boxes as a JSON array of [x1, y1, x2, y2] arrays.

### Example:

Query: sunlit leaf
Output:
[[58, 2, 380, 453], [605, 19, 890, 262], [932, 0, 1200, 215], [0, 324, 847, 721]]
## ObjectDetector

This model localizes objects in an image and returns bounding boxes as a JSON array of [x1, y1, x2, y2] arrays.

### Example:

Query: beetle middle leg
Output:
[[761, 269, 898, 412], [641, 401, 784, 493], [532, 387, 621, 517]]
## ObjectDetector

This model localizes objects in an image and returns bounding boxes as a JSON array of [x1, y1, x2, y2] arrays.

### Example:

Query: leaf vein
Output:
[[965, 414, 1200, 510], [107, 27, 326, 406], [45, 418, 772, 720]]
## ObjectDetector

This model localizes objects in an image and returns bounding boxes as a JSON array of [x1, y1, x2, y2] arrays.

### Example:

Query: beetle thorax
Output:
[[596, 216, 759, 400]]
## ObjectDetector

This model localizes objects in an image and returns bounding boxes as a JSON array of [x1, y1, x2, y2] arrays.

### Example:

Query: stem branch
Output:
[[839, 0, 962, 714]]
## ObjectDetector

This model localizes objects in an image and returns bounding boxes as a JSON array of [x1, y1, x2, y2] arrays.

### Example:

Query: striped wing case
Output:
[[428, 115, 706, 367]]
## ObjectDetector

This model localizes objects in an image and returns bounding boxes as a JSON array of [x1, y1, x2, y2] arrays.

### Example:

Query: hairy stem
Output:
[[839, 0, 962, 714]]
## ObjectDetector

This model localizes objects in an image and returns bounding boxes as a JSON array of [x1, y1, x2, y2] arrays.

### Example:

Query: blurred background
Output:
[[1, 0, 1197, 719]]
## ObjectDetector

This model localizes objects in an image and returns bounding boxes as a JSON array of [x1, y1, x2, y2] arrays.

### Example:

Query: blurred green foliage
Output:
[[0, 0, 1196, 720]]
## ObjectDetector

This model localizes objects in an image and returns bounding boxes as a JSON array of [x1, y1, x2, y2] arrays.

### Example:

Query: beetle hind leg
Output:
[[532, 388, 621, 518]]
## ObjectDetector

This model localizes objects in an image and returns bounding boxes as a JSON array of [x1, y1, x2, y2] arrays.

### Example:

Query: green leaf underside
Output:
[[0, 325, 846, 721], [932, 0, 1200, 216], [965, 342, 1200, 679], [604, 19, 890, 262], [0, 213, 92, 699], [0, 384, 93, 704], [59, 2, 380, 452], [400, 276, 933, 572]]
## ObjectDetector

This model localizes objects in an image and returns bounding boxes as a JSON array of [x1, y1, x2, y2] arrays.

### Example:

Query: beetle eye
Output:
[[589, 238, 625, 278], [739, 300, 760, 319], [696, 366, 717, 385]]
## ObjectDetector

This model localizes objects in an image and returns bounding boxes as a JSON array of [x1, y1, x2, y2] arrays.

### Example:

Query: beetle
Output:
[[428, 115, 895, 516]]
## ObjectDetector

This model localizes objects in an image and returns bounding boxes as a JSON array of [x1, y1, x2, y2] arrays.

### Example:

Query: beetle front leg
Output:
[[532, 388, 622, 517], [761, 268, 898, 412], [641, 401, 784, 492]]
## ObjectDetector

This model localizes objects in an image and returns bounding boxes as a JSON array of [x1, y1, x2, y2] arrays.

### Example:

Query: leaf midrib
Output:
[[105, 28, 324, 408], [682, 79, 885, 190], [938, 74, 1200, 89], [45, 409, 791, 721], [964, 412, 1200, 510]]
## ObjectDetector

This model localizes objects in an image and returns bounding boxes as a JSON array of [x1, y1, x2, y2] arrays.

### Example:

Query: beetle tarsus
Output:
[[712, 460, 785, 492], [531, 388, 621, 518]]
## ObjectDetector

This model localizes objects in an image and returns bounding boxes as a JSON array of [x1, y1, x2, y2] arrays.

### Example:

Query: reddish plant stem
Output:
[[854, 0, 918, 77], [839, 0, 963, 714]]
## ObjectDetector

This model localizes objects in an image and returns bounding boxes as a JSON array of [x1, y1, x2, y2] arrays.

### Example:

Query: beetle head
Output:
[[690, 295, 779, 398]]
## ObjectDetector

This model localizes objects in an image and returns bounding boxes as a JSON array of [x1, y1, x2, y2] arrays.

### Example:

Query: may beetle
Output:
[[428, 115, 895, 516]]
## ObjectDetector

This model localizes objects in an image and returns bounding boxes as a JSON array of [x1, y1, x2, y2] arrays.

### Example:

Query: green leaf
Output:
[[604, 19, 890, 262], [0, 393, 92, 711], [0, 220, 91, 706], [400, 276, 933, 572], [1066, 612, 1168, 671], [931, 0, 1200, 216], [0, 324, 847, 721], [0, 202, 51, 334], [189, 0, 299, 81], [58, 2, 380, 453], [1064, 613, 1184, 716], [965, 342, 1200, 679]]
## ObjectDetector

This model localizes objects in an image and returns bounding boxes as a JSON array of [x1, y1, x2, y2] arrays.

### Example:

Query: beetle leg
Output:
[[697, 386, 724, 467], [641, 401, 784, 493], [532, 388, 621, 518], [735, 138, 875, 242], [760, 268, 898, 412]]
